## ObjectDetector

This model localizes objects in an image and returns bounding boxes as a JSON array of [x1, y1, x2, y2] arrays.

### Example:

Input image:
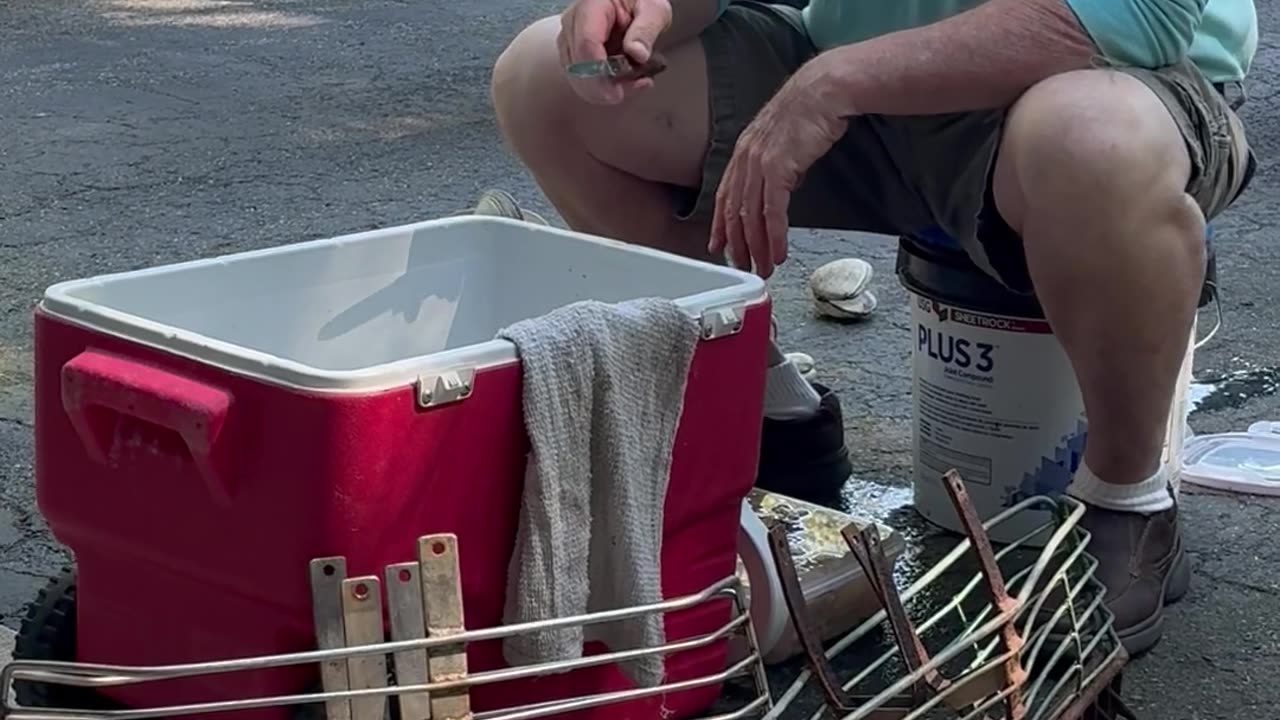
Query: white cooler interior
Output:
[[42, 217, 764, 389]]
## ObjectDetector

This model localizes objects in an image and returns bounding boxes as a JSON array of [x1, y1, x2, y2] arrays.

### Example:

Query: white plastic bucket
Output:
[[897, 236, 1199, 545]]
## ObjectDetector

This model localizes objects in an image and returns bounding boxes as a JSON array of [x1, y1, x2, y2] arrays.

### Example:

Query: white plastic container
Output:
[[1182, 432, 1280, 496], [1248, 420, 1280, 436]]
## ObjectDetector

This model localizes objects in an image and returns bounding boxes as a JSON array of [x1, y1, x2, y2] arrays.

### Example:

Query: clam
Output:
[[809, 258, 876, 320], [785, 351, 816, 380], [815, 290, 878, 320]]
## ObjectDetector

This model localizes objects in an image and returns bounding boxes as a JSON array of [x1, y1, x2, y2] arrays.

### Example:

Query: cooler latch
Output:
[[700, 303, 746, 340], [416, 369, 475, 409]]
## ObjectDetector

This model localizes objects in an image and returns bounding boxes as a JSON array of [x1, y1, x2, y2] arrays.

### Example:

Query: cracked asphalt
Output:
[[2, 1, 1278, 718]]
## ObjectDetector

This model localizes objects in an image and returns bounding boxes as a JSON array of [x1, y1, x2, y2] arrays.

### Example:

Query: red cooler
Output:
[[32, 216, 771, 719]]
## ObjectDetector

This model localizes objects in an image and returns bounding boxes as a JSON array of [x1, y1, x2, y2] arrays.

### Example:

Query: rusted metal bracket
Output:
[[942, 470, 1028, 720], [843, 524, 941, 706], [766, 472, 1033, 719], [1064, 651, 1139, 720], [842, 524, 1003, 715], [761, 473, 1140, 720], [766, 520, 916, 718]]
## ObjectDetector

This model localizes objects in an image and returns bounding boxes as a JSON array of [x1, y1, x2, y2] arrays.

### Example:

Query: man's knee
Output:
[[998, 69, 1194, 214], [492, 20, 712, 190], [491, 16, 571, 154]]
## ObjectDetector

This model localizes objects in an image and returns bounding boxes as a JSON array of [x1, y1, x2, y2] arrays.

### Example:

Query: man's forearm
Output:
[[819, 0, 1100, 117], [656, 0, 723, 50]]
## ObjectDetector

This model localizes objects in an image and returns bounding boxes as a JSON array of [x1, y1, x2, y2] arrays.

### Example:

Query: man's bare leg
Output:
[[994, 69, 1203, 654], [491, 14, 849, 497], [997, 69, 1202, 488], [491, 16, 716, 261]]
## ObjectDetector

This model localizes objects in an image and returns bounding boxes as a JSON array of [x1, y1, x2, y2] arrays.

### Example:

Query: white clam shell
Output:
[[785, 351, 816, 379], [815, 289, 878, 320], [809, 258, 873, 301]]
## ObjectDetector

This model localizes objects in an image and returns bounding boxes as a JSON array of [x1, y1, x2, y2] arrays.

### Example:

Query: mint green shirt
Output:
[[776, 0, 1257, 84]]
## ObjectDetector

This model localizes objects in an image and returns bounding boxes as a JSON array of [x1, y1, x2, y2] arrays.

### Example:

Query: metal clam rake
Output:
[[0, 473, 1141, 720], [0, 534, 772, 720], [763, 471, 1138, 720]]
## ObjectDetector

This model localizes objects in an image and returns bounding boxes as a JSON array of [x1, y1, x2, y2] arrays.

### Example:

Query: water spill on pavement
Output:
[[1189, 365, 1280, 414], [837, 477, 914, 522]]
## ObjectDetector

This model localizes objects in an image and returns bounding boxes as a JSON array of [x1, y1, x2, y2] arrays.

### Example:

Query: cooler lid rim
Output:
[[38, 290, 770, 393], [38, 218, 769, 393]]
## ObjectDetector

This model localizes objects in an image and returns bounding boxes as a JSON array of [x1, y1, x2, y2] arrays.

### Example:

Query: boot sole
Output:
[[1116, 539, 1191, 657]]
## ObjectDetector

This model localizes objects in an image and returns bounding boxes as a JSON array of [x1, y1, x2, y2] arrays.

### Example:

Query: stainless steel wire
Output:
[[765, 495, 1127, 720], [2, 576, 771, 720]]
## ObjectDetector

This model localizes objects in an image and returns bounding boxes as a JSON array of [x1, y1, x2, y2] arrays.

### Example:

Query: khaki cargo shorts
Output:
[[679, 1, 1257, 293]]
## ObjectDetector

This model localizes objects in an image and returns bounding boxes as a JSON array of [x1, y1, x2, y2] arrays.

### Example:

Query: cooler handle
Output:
[[61, 349, 235, 505]]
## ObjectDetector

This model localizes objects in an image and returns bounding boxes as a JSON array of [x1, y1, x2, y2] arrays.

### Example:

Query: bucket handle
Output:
[[61, 350, 235, 505], [1194, 281, 1224, 350]]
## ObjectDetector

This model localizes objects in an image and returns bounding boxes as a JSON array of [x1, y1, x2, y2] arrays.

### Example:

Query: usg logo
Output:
[[918, 325, 995, 372], [916, 296, 949, 322]]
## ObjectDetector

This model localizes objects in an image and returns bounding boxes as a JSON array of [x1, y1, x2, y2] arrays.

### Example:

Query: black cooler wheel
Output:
[[13, 566, 115, 710], [14, 566, 397, 717]]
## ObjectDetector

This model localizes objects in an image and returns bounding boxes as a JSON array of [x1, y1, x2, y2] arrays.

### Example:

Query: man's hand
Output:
[[559, 0, 673, 105], [709, 57, 848, 278]]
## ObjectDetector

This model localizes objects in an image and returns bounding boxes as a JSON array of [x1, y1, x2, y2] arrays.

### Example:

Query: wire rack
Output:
[[1, 473, 1138, 720], [762, 471, 1135, 720], [0, 534, 771, 720]]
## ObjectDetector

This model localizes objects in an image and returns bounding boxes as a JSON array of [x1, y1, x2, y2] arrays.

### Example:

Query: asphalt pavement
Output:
[[2, 1, 1278, 718]]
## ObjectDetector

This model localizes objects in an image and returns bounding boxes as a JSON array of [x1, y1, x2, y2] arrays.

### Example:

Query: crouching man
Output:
[[490, 0, 1257, 655]]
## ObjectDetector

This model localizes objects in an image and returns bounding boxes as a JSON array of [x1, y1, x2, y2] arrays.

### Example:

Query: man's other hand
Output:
[[710, 56, 849, 278]]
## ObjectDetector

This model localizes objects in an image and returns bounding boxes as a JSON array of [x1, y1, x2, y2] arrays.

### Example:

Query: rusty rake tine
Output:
[[1096, 656, 1138, 720], [842, 524, 944, 707], [765, 520, 861, 713], [843, 526, 891, 623], [845, 525, 1004, 715], [1110, 691, 1140, 720], [842, 525, 881, 598], [850, 526, 926, 668], [1055, 648, 1130, 720], [942, 470, 1029, 720], [1082, 686, 1132, 720]]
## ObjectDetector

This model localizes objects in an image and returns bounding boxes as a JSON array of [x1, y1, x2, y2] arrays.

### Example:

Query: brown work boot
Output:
[[1078, 496, 1191, 656]]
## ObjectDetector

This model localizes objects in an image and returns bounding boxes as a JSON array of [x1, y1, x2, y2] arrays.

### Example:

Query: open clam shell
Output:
[[815, 289, 878, 321], [810, 258, 876, 320], [809, 258, 873, 302]]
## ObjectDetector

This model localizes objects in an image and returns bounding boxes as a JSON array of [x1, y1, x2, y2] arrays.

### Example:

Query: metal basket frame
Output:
[[2, 472, 1143, 720], [763, 471, 1136, 720], [1, 534, 771, 720]]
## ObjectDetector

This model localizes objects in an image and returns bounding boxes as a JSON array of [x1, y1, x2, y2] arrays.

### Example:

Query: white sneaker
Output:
[[771, 317, 818, 380], [468, 189, 549, 225], [786, 351, 817, 381]]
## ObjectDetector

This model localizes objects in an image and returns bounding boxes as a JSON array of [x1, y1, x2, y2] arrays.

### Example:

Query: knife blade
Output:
[[566, 53, 668, 81]]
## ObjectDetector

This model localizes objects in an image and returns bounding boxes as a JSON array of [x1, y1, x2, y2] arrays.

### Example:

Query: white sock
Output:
[[763, 356, 822, 420], [1067, 461, 1174, 514]]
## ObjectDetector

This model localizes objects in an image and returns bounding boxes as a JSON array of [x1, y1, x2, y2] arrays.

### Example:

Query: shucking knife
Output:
[[566, 53, 668, 81]]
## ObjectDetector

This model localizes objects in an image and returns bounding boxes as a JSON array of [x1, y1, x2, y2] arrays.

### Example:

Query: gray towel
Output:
[[496, 297, 701, 688]]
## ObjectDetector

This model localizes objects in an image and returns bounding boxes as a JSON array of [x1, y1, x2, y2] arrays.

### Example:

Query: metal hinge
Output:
[[700, 303, 745, 340], [416, 369, 475, 409]]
